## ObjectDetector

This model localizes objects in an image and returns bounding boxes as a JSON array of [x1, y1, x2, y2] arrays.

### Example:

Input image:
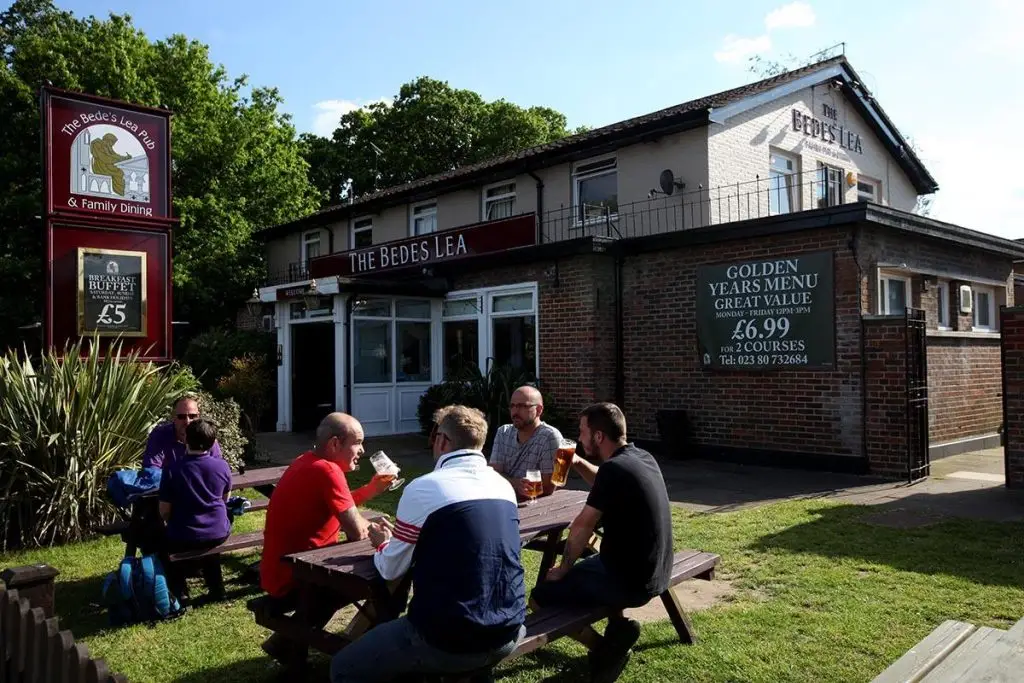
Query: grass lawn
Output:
[[1, 470, 1022, 682]]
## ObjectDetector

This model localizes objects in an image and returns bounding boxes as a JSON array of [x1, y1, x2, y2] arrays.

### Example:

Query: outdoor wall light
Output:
[[303, 279, 320, 311], [245, 288, 261, 319]]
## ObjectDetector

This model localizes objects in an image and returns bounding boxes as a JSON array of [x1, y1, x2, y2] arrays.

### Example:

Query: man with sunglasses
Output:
[[142, 394, 223, 470]]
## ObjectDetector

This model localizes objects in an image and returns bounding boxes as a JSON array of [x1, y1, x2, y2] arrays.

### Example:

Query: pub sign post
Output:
[[41, 86, 175, 360]]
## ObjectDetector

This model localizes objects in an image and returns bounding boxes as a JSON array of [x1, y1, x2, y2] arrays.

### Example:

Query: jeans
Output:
[[330, 617, 525, 683], [531, 555, 650, 612]]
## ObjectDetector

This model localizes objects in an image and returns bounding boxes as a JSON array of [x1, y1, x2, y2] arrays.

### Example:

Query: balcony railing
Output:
[[262, 168, 889, 287], [538, 166, 871, 243]]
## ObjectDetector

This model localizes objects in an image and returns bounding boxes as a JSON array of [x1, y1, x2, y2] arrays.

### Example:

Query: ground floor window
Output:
[[878, 271, 911, 315], [936, 280, 951, 329], [443, 283, 539, 379], [972, 286, 997, 332], [352, 297, 433, 384]]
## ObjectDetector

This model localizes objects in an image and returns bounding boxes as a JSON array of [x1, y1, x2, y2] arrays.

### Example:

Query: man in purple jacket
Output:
[[143, 394, 223, 470]]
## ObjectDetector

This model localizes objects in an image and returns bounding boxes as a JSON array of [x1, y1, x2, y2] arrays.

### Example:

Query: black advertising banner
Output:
[[77, 247, 147, 337], [696, 250, 835, 369]]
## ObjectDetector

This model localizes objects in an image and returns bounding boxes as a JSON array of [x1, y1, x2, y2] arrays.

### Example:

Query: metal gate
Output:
[[906, 307, 930, 482]]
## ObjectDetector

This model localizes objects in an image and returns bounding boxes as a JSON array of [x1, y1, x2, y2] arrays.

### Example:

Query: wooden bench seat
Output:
[[95, 520, 130, 536], [168, 531, 265, 562]]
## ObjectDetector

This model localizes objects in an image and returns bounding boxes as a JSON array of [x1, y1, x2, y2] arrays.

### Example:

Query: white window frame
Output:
[[410, 201, 437, 236], [857, 176, 881, 204], [482, 181, 517, 221], [442, 282, 539, 380], [936, 280, 951, 330], [572, 156, 618, 226], [816, 162, 844, 208], [878, 271, 912, 315], [972, 285, 997, 332], [351, 217, 373, 250], [768, 149, 800, 215], [301, 230, 322, 265]]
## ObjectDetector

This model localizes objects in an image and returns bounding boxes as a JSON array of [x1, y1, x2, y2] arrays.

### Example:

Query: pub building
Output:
[[254, 56, 1024, 478]]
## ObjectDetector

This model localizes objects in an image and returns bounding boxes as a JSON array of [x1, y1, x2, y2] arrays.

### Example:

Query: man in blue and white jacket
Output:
[[330, 404, 527, 683]]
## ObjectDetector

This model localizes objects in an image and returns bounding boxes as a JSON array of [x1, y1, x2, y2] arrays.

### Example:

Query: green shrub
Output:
[[0, 339, 195, 549], [216, 353, 274, 437], [182, 329, 275, 394], [195, 391, 247, 471], [416, 364, 572, 451]]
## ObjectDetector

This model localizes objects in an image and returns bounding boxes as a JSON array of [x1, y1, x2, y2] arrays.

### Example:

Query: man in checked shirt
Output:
[[489, 385, 563, 501]]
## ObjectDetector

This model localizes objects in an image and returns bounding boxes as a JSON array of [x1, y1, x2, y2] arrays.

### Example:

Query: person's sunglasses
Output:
[[176, 413, 200, 420]]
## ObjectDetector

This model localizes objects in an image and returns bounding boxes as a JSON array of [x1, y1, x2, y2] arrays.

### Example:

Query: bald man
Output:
[[259, 412, 392, 663], [489, 385, 563, 500]]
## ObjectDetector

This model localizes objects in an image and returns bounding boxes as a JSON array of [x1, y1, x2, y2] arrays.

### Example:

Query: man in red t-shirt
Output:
[[259, 411, 391, 662]]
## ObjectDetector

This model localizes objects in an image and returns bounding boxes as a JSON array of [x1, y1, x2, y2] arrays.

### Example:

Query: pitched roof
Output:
[[261, 55, 936, 238]]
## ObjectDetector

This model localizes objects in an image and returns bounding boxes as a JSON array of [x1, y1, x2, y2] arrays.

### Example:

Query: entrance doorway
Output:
[[292, 322, 335, 432]]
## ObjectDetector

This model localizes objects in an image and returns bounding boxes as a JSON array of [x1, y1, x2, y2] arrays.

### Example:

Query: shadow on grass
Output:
[[753, 495, 1024, 588], [53, 564, 263, 641]]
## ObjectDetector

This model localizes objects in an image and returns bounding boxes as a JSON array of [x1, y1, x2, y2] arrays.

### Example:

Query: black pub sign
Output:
[[77, 247, 147, 336]]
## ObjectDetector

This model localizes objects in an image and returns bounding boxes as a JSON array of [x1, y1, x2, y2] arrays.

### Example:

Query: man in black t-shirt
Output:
[[531, 402, 673, 683]]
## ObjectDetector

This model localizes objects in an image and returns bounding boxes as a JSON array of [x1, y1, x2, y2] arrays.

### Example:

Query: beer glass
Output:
[[369, 451, 404, 491], [551, 439, 576, 487], [524, 470, 542, 505]]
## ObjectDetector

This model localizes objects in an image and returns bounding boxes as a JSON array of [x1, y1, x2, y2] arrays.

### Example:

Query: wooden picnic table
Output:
[[257, 489, 591, 668]]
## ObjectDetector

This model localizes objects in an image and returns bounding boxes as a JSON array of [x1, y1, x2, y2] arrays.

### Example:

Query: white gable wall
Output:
[[707, 81, 919, 223]]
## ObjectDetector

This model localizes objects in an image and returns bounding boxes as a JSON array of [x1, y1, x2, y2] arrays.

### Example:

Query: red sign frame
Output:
[[309, 214, 537, 279], [40, 87, 176, 361], [46, 222, 172, 360], [41, 87, 174, 228]]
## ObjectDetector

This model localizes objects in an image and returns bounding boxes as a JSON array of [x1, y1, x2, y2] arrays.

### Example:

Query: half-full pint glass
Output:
[[551, 439, 576, 487]]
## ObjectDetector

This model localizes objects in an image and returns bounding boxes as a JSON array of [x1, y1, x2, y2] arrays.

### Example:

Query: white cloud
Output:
[[714, 2, 815, 67], [765, 2, 816, 31], [714, 34, 772, 64], [310, 98, 390, 137]]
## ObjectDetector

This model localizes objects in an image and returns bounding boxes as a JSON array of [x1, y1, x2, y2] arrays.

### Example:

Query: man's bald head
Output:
[[314, 412, 365, 471], [509, 385, 544, 430]]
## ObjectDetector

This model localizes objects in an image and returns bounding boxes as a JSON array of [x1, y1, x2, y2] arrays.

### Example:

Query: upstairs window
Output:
[[816, 163, 844, 208], [573, 157, 617, 223], [411, 202, 437, 236], [352, 218, 373, 249], [302, 231, 321, 263], [483, 182, 516, 221], [769, 150, 799, 215]]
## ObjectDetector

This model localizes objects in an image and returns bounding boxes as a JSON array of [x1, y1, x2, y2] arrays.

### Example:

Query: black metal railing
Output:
[[265, 260, 310, 287], [261, 168, 876, 286], [538, 166, 865, 243]]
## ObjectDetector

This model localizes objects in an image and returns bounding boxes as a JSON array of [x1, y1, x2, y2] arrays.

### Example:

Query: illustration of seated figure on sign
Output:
[[70, 125, 150, 202]]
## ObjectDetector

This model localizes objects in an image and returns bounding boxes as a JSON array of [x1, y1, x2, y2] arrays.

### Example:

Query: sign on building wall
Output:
[[696, 250, 835, 369], [77, 247, 147, 336], [309, 214, 537, 279]]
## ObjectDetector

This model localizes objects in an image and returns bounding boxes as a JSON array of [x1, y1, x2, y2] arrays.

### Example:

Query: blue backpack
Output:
[[107, 467, 163, 509], [101, 555, 184, 626]]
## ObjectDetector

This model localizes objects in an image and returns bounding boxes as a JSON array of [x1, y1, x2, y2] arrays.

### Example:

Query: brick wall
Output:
[[927, 337, 1003, 444], [862, 316, 909, 477], [619, 227, 865, 460], [1002, 306, 1024, 489], [450, 252, 618, 421]]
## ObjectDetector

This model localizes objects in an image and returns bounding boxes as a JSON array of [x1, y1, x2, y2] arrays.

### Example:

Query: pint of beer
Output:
[[551, 439, 576, 487], [524, 470, 542, 505]]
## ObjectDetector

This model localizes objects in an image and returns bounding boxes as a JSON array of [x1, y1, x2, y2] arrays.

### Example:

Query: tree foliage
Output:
[[302, 76, 588, 206], [0, 0, 319, 346]]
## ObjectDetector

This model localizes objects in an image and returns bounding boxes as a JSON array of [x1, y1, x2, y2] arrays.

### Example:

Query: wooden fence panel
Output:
[[0, 586, 126, 683]]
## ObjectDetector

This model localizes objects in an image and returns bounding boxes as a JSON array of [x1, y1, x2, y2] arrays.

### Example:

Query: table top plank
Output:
[[285, 489, 588, 586], [232, 465, 289, 490]]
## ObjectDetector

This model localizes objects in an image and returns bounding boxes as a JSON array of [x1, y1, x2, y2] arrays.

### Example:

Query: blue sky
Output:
[[45, 0, 1024, 239]]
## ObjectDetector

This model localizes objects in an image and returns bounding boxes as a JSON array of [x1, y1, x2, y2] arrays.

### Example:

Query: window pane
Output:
[[493, 292, 533, 313], [443, 319, 479, 379], [769, 170, 795, 215], [305, 241, 321, 260], [443, 298, 479, 317], [353, 297, 390, 317], [887, 279, 907, 314], [578, 172, 618, 216], [353, 320, 391, 384], [486, 197, 515, 220], [493, 315, 536, 374], [414, 213, 436, 235], [397, 322, 431, 383], [396, 299, 431, 319], [486, 183, 515, 198], [353, 228, 372, 248], [938, 286, 949, 326], [976, 292, 991, 327]]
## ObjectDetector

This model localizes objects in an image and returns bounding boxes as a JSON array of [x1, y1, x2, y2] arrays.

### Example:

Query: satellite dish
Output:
[[659, 169, 677, 195]]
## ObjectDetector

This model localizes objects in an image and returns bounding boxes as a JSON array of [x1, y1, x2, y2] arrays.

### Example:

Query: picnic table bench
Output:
[[871, 616, 1024, 682], [248, 489, 721, 679]]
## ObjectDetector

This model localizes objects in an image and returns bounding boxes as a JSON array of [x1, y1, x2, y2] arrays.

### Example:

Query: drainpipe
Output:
[[614, 250, 625, 406], [344, 291, 354, 414], [528, 171, 544, 242]]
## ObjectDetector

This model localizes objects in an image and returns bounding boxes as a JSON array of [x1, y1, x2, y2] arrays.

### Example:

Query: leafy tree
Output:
[[305, 76, 588, 206], [0, 0, 319, 347]]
